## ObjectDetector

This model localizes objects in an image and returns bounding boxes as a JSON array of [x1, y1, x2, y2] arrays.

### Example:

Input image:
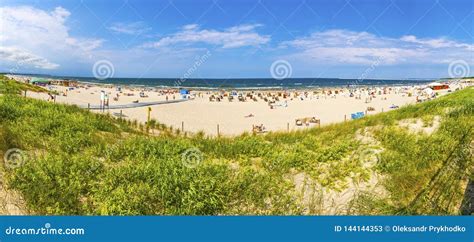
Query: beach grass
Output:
[[0, 77, 49, 95], [0, 75, 472, 215]]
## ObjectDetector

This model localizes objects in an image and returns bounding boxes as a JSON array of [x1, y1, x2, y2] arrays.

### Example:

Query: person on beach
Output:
[[105, 93, 109, 107], [100, 91, 105, 109], [48, 93, 55, 102]]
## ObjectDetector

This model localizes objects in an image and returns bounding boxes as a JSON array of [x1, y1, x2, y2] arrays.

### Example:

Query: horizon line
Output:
[[3, 72, 447, 81]]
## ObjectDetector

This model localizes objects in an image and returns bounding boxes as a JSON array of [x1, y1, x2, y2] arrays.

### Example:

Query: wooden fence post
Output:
[[147, 107, 151, 124]]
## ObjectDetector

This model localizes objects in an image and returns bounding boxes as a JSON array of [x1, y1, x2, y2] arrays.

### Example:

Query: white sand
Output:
[[124, 93, 414, 136], [24, 83, 432, 136]]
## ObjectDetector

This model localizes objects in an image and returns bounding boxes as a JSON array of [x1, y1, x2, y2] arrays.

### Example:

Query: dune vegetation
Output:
[[0, 75, 472, 215]]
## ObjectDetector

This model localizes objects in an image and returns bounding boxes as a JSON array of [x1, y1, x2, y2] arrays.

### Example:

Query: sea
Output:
[[21, 74, 434, 90]]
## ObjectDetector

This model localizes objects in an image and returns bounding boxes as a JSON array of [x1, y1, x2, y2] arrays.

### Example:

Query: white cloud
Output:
[[145, 24, 270, 49], [108, 22, 151, 35], [0, 47, 59, 69], [0, 5, 471, 78], [65, 38, 104, 52], [400, 35, 473, 50], [283, 29, 473, 65], [0, 6, 103, 70]]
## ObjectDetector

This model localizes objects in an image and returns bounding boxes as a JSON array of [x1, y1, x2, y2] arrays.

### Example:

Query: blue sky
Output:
[[0, 0, 473, 79]]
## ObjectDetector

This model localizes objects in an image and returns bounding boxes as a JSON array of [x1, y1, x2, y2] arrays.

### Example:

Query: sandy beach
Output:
[[15, 76, 463, 136]]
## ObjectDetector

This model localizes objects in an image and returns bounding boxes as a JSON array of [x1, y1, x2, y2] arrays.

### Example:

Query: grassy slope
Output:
[[0, 76, 472, 215], [0, 77, 51, 95]]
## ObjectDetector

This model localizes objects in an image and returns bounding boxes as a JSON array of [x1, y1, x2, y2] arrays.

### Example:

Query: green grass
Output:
[[0, 77, 49, 95], [1, 76, 473, 215]]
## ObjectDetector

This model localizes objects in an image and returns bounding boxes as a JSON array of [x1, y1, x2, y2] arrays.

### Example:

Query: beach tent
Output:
[[31, 78, 50, 86], [180, 89, 190, 99], [428, 82, 449, 90]]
